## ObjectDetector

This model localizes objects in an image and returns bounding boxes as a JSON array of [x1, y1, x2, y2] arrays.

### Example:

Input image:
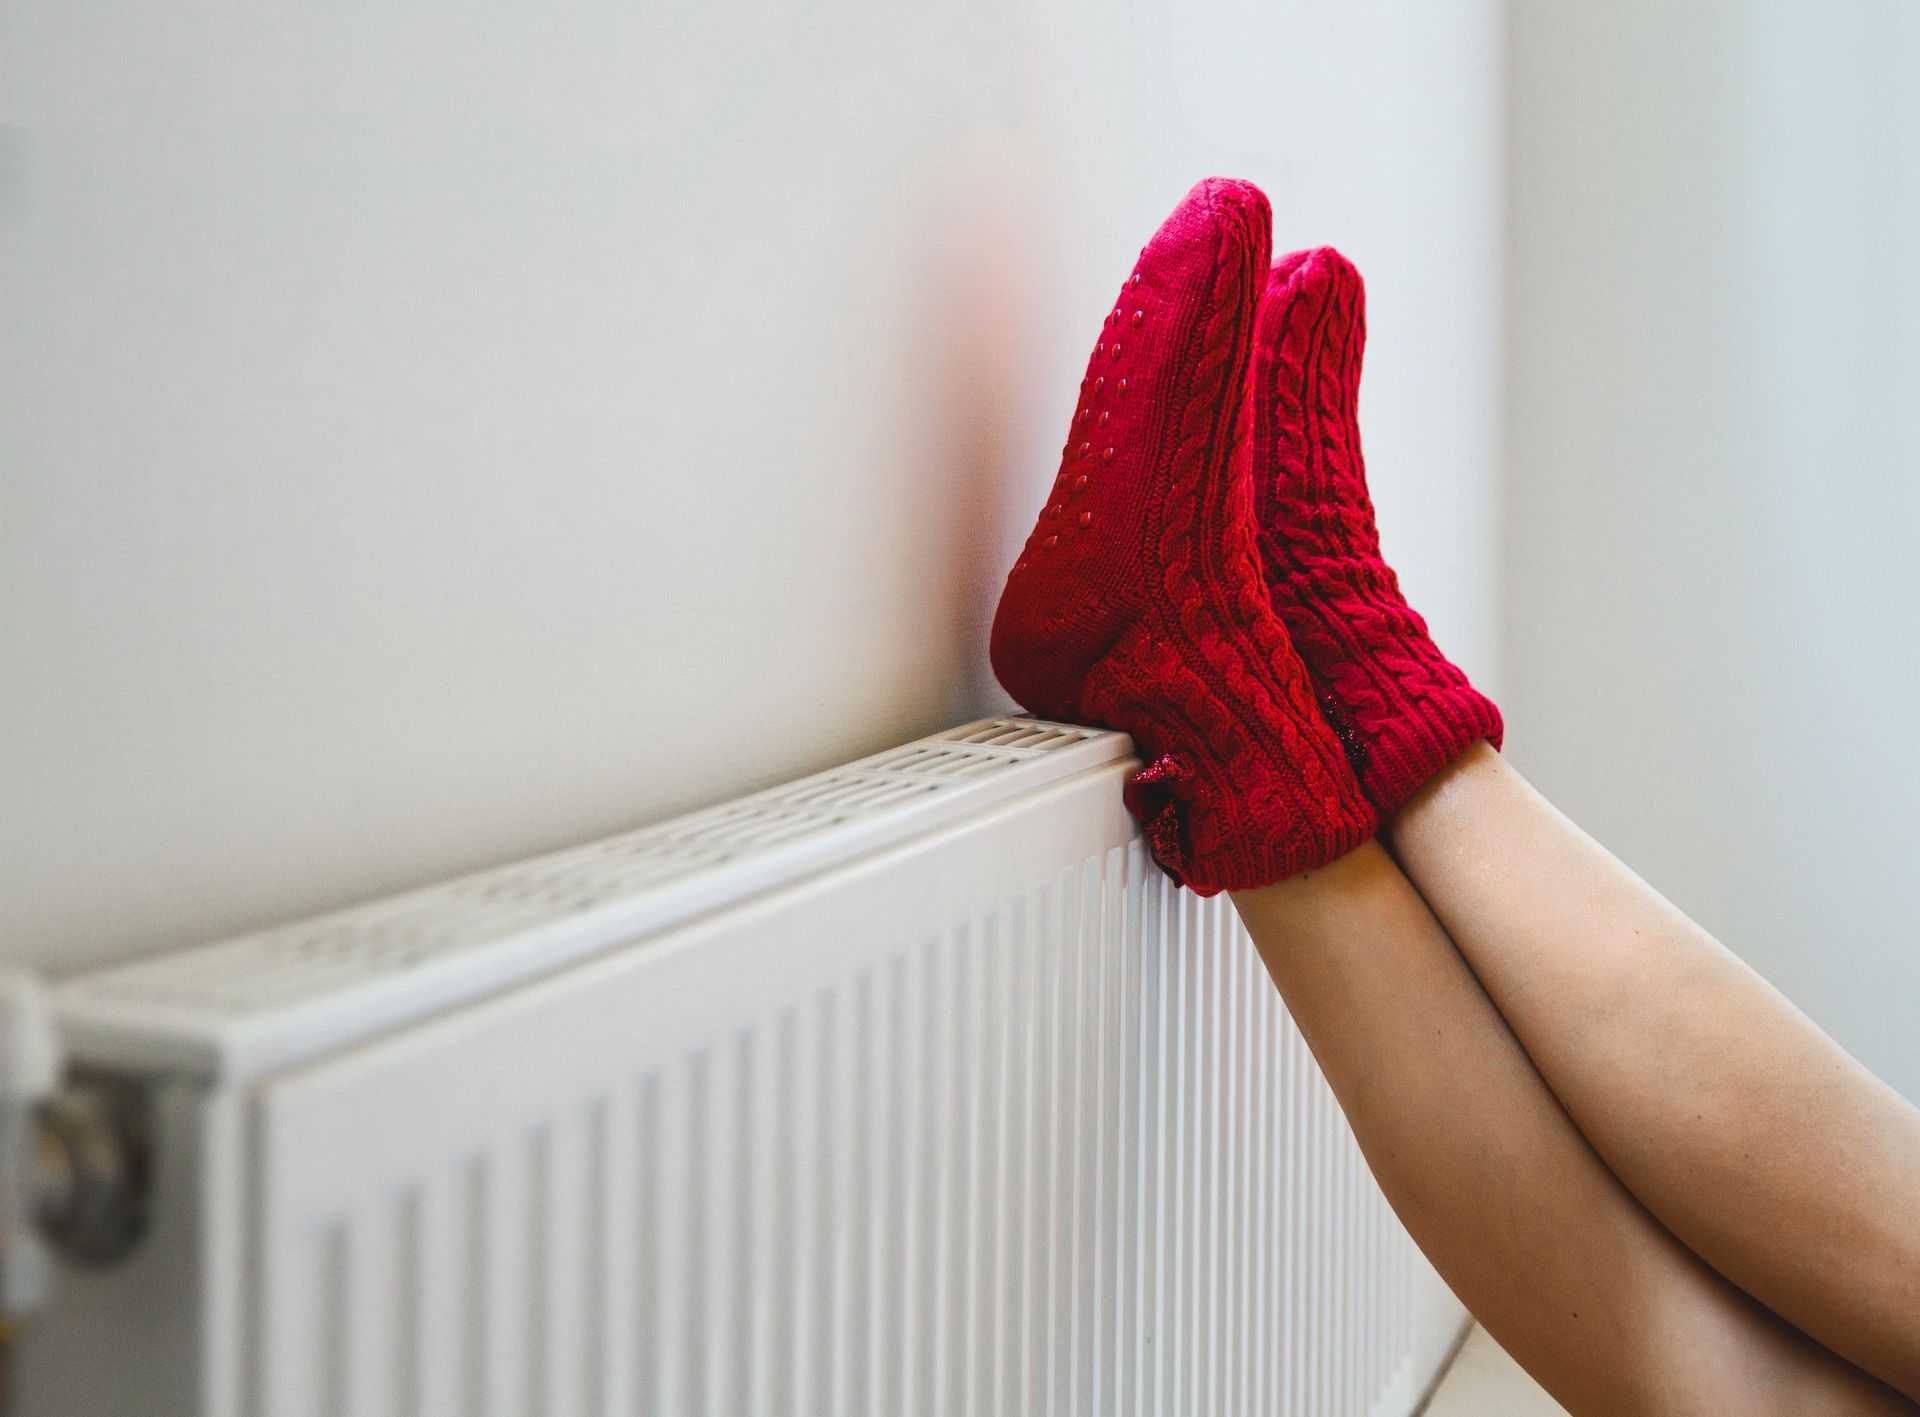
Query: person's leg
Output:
[[1384, 744, 1920, 1399], [1234, 842, 1912, 1414]]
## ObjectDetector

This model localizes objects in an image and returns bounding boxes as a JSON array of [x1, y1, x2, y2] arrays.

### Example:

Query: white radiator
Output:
[[10, 717, 1464, 1415]]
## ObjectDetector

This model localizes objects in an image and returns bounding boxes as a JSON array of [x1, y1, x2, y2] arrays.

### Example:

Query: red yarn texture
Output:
[[990, 181, 1376, 894], [1253, 247, 1503, 816]]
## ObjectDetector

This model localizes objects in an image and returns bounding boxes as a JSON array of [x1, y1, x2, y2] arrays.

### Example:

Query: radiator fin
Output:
[[253, 825, 1425, 1415]]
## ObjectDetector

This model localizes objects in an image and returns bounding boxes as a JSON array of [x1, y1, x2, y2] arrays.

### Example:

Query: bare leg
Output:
[[1233, 842, 1910, 1414], [1384, 744, 1920, 1398]]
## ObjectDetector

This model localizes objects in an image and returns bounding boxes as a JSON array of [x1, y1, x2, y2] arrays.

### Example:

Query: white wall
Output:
[[1505, 1, 1920, 1099], [1, 0, 1504, 975]]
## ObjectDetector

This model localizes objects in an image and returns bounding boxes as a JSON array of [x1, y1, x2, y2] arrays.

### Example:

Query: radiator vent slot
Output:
[[863, 744, 1019, 779], [940, 720, 1096, 751], [769, 775, 944, 813]]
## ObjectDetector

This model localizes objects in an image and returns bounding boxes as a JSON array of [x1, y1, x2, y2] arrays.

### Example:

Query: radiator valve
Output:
[[0, 975, 152, 1303], [31, 1076, 151, 1267]]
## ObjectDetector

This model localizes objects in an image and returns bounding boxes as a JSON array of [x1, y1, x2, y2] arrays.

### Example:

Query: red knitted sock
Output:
[[1252, 247, 1503, 817], [990, 181, 1376, 894]]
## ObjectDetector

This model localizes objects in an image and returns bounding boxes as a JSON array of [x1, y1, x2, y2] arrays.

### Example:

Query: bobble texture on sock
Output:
[[990, 181, 1376, 894], [1253, 246, 1503, 816]]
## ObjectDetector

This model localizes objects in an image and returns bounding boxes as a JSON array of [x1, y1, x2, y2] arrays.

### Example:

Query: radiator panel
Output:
[[25, 721, 1460, 1415], [248, 760, 1437, 1416]]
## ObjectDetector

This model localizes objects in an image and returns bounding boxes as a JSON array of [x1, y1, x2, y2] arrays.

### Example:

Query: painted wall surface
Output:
[[2, 1, 1503, 974], [1504, 2, 1920, 1098]]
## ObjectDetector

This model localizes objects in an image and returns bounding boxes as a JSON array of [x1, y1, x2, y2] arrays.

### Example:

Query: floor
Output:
[[1422, 1326, 1567, 1416]]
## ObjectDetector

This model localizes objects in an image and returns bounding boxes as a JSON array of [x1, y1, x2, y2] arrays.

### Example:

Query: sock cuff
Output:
[[1357, 682, 1503, 817]]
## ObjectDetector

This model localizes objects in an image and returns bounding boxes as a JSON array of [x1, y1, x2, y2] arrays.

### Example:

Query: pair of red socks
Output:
[[989, 179, 1501, 894]]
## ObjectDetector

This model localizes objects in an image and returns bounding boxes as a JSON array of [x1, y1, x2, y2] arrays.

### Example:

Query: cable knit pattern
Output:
[[990, 181, 1375, 894], [1253, 246, 1503, 816]]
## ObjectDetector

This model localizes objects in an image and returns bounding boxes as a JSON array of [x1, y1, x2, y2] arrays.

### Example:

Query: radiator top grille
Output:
[[53, 718, 1133, 1081]]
